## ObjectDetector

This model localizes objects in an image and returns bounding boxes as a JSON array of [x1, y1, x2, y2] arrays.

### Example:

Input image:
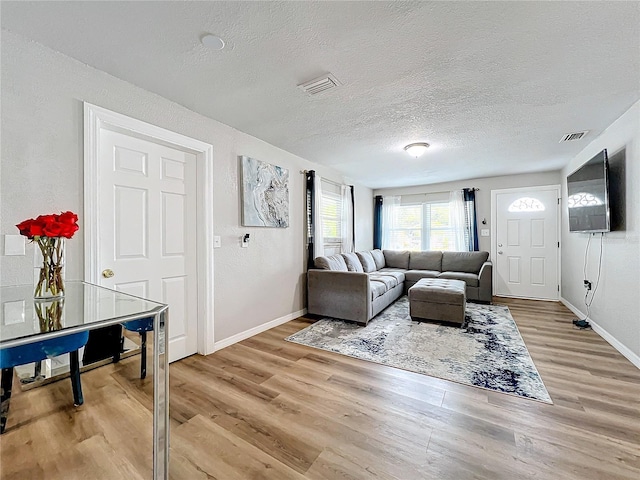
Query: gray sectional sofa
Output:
[[308, 249, 492, 325]]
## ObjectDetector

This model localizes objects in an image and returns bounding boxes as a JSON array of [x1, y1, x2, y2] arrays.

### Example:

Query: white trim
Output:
[[494, 294, 558, 302], [213, 309, 307, 352], [491, 184, 561, 300], [560, 297, 640, 369], [83, 102, 216, 356]]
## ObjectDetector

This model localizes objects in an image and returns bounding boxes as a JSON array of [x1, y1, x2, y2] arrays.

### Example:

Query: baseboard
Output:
[[213, 308, 307, 352], [560, 297, 640, 369]]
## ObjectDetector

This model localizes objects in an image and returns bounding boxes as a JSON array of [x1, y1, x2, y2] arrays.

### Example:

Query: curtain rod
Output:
[[378, 187, 479, 196], [300, 170, 346, 188]]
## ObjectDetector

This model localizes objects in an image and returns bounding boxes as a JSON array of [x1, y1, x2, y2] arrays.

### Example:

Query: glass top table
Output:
[[0, 281, 169, 479]]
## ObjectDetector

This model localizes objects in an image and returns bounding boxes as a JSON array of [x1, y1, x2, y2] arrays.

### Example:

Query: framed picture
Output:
[[241, 156, 289, 227]]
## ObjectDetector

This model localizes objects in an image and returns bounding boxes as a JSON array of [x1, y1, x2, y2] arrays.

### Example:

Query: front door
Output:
[[493, 186, 560, 300], [98, 128, 198, 362]]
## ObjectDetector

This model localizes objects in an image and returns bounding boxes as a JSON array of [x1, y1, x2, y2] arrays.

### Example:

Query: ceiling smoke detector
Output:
[[201, 34, 225, 50], [559, 131, 589, 143], [298, 73, 342, 96]]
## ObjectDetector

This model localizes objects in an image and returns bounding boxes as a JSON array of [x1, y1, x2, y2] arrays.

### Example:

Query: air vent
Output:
[[298, 73, 342, 96], [559, 131, 589, 143]]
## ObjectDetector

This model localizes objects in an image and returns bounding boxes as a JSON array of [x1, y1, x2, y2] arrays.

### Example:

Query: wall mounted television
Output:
[[567, 149, 610, 233]]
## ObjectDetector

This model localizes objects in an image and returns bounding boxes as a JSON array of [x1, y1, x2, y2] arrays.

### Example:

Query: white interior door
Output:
[[98, 129, 198, 362], [493, 186, 560, 300]]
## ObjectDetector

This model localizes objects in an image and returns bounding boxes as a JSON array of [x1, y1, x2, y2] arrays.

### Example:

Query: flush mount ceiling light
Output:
[[201, 34, 225, 50], [404, 142, 430, 158]]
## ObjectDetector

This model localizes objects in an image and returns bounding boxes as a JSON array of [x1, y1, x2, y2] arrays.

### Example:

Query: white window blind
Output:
[[387, 201, 458, 251], [387, 204, 422, 251], [320, 179, 344, 255]]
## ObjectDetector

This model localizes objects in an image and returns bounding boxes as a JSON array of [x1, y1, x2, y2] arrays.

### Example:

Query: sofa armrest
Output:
[[478, 261, 493, 303], [307, 270, 370, 324]]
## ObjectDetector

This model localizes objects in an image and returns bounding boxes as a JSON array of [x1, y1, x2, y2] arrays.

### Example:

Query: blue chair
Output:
[[122, 318, 154, 379], [0, 331, 89, 434]]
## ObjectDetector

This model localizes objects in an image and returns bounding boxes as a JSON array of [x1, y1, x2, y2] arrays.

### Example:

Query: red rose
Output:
[[17, 211, 79, 239], [43, 221, 64, 237], [36, 214, 57, 226], [59, 222, 79, 239], [58, 211, 78, 225], [57, 211, 79, 238], [16, 219, 42, 239]]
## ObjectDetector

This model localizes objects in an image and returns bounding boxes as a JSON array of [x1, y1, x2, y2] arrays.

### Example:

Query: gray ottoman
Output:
[[408, 278, 467, 325]]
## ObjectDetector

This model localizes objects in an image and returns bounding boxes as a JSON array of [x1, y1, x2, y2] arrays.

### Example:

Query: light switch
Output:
[[481, 229, 490, 237], [213, 236, 221, 248], [4, 235, 25, 255], [3, 300, 26, 325]]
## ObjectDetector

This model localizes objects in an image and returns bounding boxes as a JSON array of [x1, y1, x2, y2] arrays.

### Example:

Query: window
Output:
[[320, 184, 343, 254], [387, 201, 458, 251], [387, 204, 422, 251], [508, 197, 545, 212]]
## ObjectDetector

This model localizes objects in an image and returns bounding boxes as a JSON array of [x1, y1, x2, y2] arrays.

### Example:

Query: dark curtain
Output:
[[373, 195, 383, 249], [306, 171, 316, 269], [350, 185, 356, 249], [463, 188, 479, 251]]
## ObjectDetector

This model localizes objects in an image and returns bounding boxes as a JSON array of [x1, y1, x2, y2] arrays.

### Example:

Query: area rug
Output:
[[286, 297, 552, 403]]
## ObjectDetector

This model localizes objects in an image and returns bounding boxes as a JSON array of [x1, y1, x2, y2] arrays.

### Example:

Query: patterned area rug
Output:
[[286, 297, 552, 403]]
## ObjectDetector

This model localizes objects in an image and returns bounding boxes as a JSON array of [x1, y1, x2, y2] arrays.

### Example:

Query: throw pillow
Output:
[[383, 250, 410, 269], [314, 255, 348, 271], [341, 252, 364, 272], [356, 251, 377, 273], [370, 249, 385, 270]]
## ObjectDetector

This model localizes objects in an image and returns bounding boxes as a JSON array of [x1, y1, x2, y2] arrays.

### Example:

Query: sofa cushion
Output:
[[370, 249, 386, 270], [378, 268, 406, 284], [370, 280, 387, 300], [405, 270, 441, 283], [368, 273, 396, 290], [314, 254, 348, 271], [438, 271, 479, 287], [357, 251, 378, 273], [409, 251, 443, 271], [441, 251, 489, 274], [383, 250, 410, 269], [341, 252, 364, 272]]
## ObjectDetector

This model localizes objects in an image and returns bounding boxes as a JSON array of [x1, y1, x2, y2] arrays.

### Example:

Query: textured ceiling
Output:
[[2, 1, 639, 188]]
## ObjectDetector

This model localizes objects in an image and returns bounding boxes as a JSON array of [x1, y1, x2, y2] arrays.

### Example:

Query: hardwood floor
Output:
[[1, 298, 639, 479]]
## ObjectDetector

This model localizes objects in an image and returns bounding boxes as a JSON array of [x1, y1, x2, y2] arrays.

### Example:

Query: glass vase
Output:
[[34, 297, 65, 332], [33, 237, 65, 300]]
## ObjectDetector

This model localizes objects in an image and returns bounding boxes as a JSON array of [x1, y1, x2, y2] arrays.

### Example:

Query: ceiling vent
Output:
[[559, 131, 589, 143], [298, 73, 342, 96]]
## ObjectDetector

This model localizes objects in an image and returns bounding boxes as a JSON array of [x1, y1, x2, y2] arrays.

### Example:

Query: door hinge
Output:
[[558, 241, 560, 248], [558, 285, 560, 292], [557, 198, 560, 205]]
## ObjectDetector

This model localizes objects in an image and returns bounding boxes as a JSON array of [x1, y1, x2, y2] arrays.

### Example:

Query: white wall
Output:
[[351, 180, 374, 251], [0, 31, 372, 344], [560, 101, 640, 366], [374, 171, 561, 254]]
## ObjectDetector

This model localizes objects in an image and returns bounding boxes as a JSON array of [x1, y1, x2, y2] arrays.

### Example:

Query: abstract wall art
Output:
[[241, 156, 289, 227]]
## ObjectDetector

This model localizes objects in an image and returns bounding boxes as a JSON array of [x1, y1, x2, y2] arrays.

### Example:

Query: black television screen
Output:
[[567, 149, 610, 233]]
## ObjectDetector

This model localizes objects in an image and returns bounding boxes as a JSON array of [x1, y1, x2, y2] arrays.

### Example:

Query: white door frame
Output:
[[84, 102, 215, 355], [491, 184, 561, 300]]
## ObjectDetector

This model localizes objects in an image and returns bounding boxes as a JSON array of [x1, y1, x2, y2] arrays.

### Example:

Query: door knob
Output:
[[498, 251, 503, 255], [498, 243, 503, 247], [102, 269, 115, 278]]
